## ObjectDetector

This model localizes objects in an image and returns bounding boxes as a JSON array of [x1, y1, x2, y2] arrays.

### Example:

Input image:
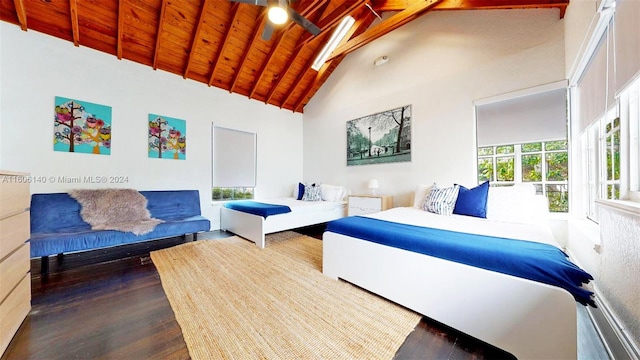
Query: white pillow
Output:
[[320, 184, 349, 201], [413, 183, 434, 209], [486, 185, 545, 224]]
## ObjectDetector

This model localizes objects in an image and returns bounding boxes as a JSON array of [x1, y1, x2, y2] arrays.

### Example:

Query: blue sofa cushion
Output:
[[30, 216, 210, 258], [29, 190, 210, 258]]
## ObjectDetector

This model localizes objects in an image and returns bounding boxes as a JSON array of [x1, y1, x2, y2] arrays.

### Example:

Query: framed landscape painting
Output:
[[347, 104, 411, 166]]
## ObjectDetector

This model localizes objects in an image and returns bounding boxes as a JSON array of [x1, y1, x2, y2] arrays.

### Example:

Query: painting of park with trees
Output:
[[148, 114, 187, 160], [347, 105, 411, 166], [53, 97, 112, 155]]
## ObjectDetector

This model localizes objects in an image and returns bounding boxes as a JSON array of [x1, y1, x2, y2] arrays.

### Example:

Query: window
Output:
[[212, 126, 256, 201], [602, 115, 621, 200], [580, 75, 640, 220], [477, 141, 569, 212]]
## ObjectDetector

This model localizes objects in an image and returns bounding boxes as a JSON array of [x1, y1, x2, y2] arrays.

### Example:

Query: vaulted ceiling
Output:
[[0, 0, 569, 113]]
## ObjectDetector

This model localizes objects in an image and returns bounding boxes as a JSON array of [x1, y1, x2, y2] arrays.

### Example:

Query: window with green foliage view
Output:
[[212, 187, 254, 201], [478, 141, 569, 212]]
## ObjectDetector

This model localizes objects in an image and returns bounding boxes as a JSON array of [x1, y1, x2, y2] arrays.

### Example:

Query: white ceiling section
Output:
[[476, 86, 568, 147]]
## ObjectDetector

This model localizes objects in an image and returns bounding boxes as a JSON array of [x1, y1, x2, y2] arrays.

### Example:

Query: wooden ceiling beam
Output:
[[69, 0, 80, 46], [264, 1, 331, 105], [373, 0, 569, 17], [295, 0, 367, 51], [248, 0, 326, 99], [208, 3, 240, 86], [230, 9, 267, 93], [117, 0, 124, 59], [152, 0, 168, 70], [328, 0, 441, 61], [294, 11, 375, 112], [13, 0, 27, 31], [184, 0, 210, 79]]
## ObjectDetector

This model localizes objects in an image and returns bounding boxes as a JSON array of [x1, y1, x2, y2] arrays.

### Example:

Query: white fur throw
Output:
[[69, 189, 163, 235]]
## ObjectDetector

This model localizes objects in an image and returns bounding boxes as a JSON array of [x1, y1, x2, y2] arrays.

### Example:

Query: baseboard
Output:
[[588, 294, 640, 360]]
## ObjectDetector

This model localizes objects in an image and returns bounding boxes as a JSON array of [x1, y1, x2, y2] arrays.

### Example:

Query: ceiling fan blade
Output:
[[262, 22, 275, 41], [229, 0, 268, 6], [286, 7, 321, 36]]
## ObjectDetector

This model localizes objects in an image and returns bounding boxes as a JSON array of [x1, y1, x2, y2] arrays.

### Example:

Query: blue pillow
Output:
[[453, 181, 490, 218], [296, 182, 305, 200]]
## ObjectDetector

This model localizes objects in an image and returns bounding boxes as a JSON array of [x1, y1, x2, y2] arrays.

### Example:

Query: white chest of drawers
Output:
[[0, 171, 31, 356], [348, 195, 393, 216]]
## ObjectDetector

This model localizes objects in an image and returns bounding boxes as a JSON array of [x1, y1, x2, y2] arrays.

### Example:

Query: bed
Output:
[[322, 184, 594, 360], [220, 184, 348, 248]]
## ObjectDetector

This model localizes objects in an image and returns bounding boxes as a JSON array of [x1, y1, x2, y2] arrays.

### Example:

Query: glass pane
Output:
[[613, 117, 620, 128], [477, 158, 494, 182], [547, 184, 568, 213], [546, 152, 568, 181], [496, 145, 514, 154], [545, 140, 568, 151], [606, 135, 613, 180], [212, 187, 254, 201], [607, 184, 620, 200], [522, 142, 542, 152], [606, 121, 612, 133], [522, 154, 542, 181], [613, 130, 620, 180], [478, 147, 494, 156], [496, 156, 514, 181]]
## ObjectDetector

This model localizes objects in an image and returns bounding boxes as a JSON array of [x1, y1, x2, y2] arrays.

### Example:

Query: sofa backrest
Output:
[[31, 193, 90, 233], [140, 190, 202, 220], [30, 190, 203, 233]]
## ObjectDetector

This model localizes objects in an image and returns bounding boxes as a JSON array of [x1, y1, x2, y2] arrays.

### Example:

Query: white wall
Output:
[[0, 23, 303, 229], [304, 9, 565, 206]]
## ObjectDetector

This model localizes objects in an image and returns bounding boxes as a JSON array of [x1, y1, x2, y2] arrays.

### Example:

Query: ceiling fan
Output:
[[231, 0, 321, 40]]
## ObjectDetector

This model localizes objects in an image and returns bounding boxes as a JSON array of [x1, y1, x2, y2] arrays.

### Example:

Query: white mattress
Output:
[[256, 198, 346, 215], [361, 207, 560, 249]]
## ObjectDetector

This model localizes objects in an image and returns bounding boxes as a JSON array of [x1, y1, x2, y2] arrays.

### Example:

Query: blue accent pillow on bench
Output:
[[453, 181, 489, 218]]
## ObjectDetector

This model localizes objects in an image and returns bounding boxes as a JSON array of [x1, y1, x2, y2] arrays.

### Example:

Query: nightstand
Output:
[[348, 194, 393, 216]]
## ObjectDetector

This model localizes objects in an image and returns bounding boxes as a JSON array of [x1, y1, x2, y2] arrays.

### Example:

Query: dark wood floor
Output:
[[2, 227, 599, 359]]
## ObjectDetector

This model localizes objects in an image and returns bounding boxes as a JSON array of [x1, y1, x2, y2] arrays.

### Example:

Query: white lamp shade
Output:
[[368, 179, 379, 189]]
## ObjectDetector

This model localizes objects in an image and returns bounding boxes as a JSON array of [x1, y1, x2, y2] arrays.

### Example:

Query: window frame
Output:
[[477, 140, 569, 212]]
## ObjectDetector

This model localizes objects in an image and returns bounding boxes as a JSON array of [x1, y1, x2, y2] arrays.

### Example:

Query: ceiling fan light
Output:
[[268, 6, 288, 25]]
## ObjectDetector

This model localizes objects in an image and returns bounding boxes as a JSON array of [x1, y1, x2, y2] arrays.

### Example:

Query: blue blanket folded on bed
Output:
[[224, 201, 292, 218], [326, 216, 595, 307]]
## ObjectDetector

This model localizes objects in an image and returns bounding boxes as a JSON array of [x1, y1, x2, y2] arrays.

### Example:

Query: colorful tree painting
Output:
[[54, 97, 112, 155], [148, 114, 186, 160]]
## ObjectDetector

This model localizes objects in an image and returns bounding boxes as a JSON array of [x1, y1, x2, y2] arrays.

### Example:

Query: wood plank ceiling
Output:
[[1, 0, 569, 113]]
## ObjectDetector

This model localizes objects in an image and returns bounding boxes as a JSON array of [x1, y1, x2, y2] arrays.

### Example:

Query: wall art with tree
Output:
[[347, 105, 411, 166], [53, 97, 112, 155], [148, 114, 187, 160]]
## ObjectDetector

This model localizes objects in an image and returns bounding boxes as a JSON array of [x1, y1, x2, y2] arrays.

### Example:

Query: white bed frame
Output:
[[220, 205, 346, 248], [323, 231, 578, 360]]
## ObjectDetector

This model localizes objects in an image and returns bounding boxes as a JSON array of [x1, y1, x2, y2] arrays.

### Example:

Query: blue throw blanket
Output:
[[224, 201, 292, 218], [326, 216, 595, 307]]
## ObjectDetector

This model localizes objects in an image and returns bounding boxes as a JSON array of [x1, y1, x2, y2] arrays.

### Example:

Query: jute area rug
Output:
[[150, 232, 421, 359]]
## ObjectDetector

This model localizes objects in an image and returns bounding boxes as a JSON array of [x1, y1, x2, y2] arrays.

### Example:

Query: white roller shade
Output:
[[212, 126, 256, 187], [614, 0, 640, 94], [476, 87, 567, 147]]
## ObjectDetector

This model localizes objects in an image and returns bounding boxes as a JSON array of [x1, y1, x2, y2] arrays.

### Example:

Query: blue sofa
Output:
[[30, 190, 210, 271]]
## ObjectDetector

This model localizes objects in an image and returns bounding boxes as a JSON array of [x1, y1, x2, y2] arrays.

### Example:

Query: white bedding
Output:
[[254, 198, 346, 214], [361, 207, 560, 249]]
